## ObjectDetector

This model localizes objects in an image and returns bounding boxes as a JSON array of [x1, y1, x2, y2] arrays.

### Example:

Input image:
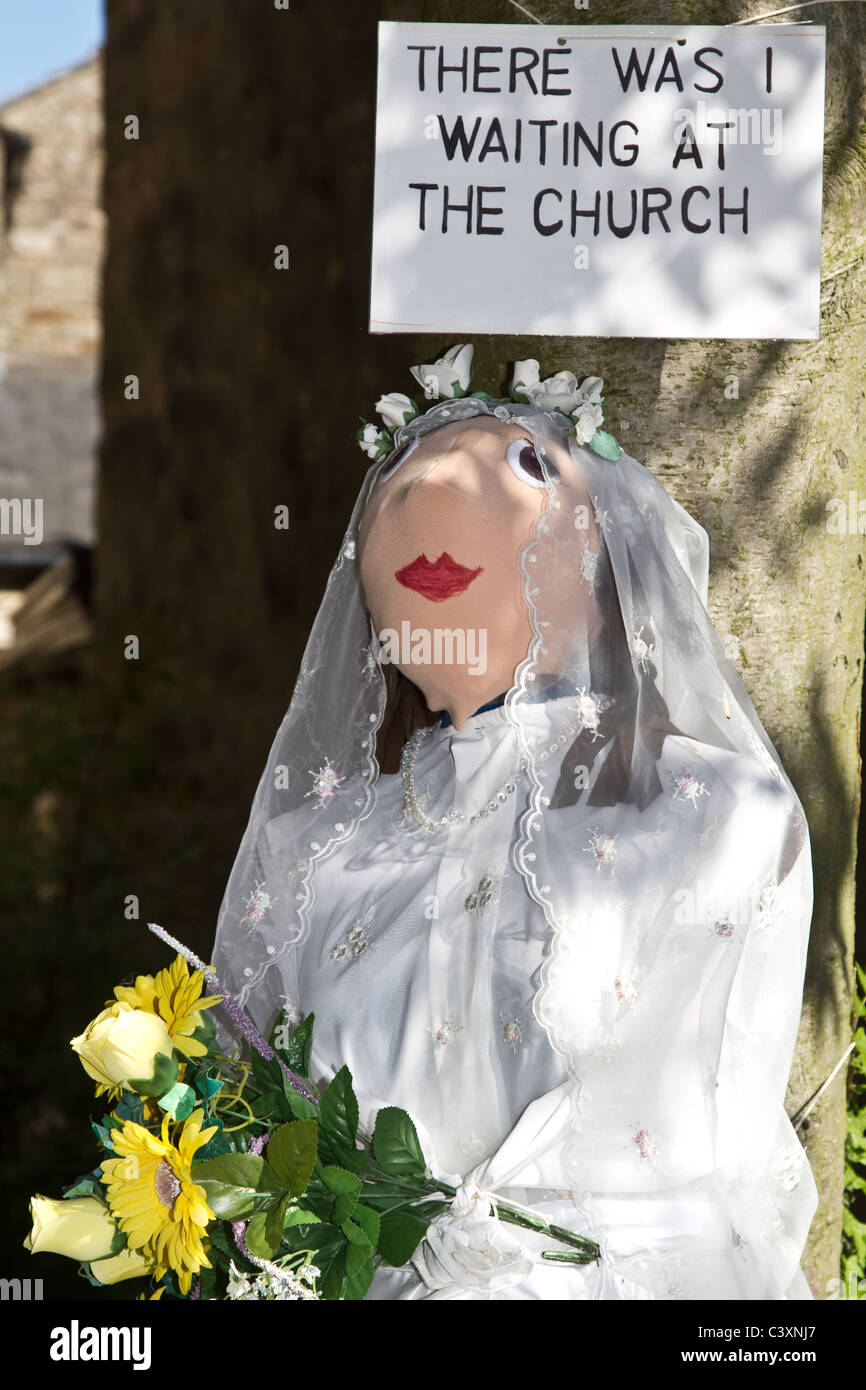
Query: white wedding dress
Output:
[[212, 400, 819, 1301], [259, 696, 817, 1301]]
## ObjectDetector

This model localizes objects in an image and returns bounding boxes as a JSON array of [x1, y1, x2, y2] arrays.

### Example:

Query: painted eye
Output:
[[379, 436, 419, 482], [505, 438, 559, 490]]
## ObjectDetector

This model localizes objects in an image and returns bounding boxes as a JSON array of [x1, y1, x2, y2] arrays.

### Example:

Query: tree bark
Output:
[[97, 0, 423, 932], [419, 0, 866, 1297]]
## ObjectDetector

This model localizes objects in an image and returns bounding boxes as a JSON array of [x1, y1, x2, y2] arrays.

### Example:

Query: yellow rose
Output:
[[24, 1195, 117, 1261], [70, 1001, 173, 1092], [90, 1246, 158, 1285]]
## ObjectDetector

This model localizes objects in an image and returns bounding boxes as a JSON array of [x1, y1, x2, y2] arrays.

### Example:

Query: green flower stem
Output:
[[356, 1153, 599, 1264], [431, 1179, 599, 1263]]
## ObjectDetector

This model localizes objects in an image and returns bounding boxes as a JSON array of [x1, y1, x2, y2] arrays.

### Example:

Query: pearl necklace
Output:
[[400, 715, 583, 834]]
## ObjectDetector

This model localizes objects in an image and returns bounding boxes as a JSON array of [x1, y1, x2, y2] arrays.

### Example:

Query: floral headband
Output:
[[355, 343, 622, 463]]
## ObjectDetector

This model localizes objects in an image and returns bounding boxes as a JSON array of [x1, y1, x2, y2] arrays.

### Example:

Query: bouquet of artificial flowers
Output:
[[23, 925, 598, 1300]]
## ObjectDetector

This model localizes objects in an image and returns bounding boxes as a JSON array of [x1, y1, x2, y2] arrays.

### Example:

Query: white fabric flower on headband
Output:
[[375, 392, 420, 429], [410, 344, 474, 400], [511, 362, 603, 440], [510, 361, 619, 458], [573, 397, 605, 446], [357, 420, 391, 460], [355, 343, 622, 463], [510, 361, 584, 413]]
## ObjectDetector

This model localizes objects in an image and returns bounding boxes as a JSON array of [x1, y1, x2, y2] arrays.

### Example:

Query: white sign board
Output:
[[370, 23, 825, 340]]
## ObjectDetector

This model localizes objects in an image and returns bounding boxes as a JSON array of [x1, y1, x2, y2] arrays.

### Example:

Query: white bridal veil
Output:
[[211, 393, 817, 1300]]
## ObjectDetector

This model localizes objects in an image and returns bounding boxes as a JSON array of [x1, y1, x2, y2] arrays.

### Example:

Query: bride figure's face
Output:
[[358, 415, 566, 731]]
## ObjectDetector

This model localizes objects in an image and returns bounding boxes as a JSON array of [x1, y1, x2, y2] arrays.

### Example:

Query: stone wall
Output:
[[0, 55, 104, 555]]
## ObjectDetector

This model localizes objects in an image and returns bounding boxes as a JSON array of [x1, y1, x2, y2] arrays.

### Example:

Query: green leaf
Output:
[[250, 1047, 285, 1093], [193, 1153, 264, 1188], [318, 1164, 361, 1197], [321, 1249, 347, 1301], [291, 1220, 343, 1257], [352, 1202, 380, 1252], [341, 1219, 373, 1277], [318, 1066, 359, 1166], [270, 1010, 314, 1077], [190, 1010, 218, 1055], [206, 1221, 245, 1265], [587, 428, 622, 461], [195, 1127, 234, 1163], [193, 1153, 265, 1219], [294, 1173, 338, 1223], [267, 1120, 318, 1197], [194, 1070, 223, 1105], [127, 1049, 179, 1099], [198, 1262, 221, 1300], [332, 1192, 357, 1225], [246, 1211, 280, 1260], [319, 1165, 361, 1224], [377, 1203, 439, 1267], [108, 1224, 128, 1256], [196, 1180, 262, 1221], [112, 1093, 146, 1126], [157, 1081, 196, 1121], [342, 1256, 375, 1301], [257, 1160, 284, 1194], [344, 1244, 372, 1283], [280, 1218, 328, 1253], [340, 1216, 372, 1249], [282, 1075, 319, 1121], [265, 1193, 292, 1251], [283, 1206, 321, 1228], [251, 1091, 286, 1120], [62, 1171, 106, 1201], [90, 1120, 116, 1153], [371, 1106, 428, 1181]]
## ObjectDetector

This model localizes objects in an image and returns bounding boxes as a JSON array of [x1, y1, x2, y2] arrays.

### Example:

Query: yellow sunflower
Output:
[[100, 1107, 218, 1295], [113, 954, 222, 1060]]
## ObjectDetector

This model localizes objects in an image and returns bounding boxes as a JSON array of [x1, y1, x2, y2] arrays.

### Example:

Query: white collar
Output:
[[439, 692, 577, 744]]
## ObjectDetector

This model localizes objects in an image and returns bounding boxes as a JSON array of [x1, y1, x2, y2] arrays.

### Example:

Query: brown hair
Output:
[[375, 664, 441, 774]]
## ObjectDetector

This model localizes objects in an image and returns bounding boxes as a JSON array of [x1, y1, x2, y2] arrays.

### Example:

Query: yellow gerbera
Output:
[[100, 1107, 218, 1296], [113, 954, 222, 1060]]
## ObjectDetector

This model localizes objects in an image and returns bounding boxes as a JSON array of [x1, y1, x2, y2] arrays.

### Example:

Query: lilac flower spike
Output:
[[146, 923, 319, 1106]]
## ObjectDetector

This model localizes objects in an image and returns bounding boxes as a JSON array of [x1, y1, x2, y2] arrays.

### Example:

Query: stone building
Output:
[[0, 52, 103, 652]]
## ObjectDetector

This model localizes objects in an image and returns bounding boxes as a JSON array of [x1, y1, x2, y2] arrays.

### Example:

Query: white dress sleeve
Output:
[[712, 782, 818, 1299], [566, 747, 818, 1299], [439, 745, 818, 1301]]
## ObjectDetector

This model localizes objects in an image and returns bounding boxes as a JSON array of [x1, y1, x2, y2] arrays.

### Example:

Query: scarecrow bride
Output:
[[211, 345, 817, 1300]]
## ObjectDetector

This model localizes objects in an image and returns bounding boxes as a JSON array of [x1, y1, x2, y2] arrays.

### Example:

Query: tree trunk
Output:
[[419, 0, 866, 1297], [97, 0, 423, 935]]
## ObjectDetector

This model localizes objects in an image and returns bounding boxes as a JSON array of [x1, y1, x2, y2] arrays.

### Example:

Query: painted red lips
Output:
[[395, 551, 483, 602]]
